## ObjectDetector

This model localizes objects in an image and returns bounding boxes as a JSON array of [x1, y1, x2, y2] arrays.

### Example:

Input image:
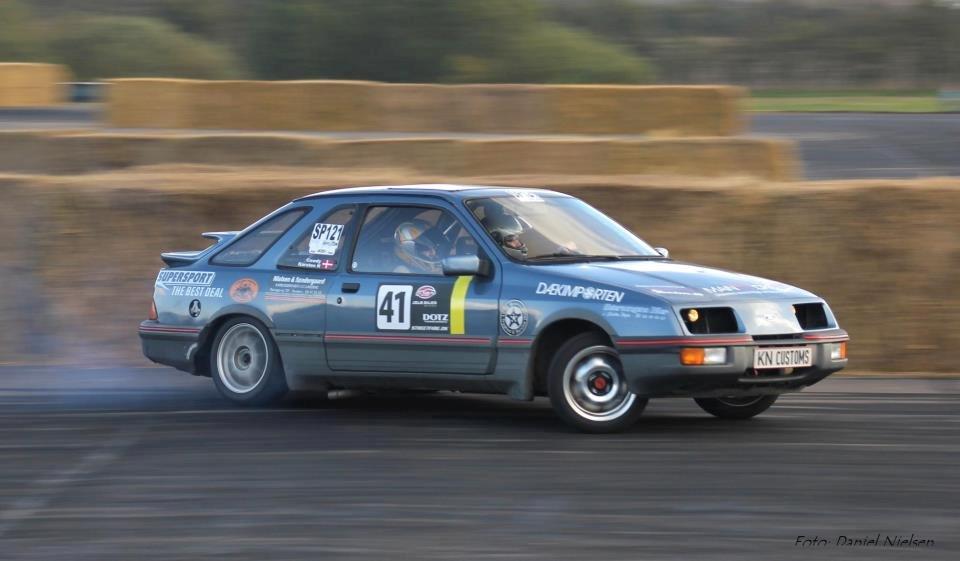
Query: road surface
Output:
[[0, 366, 956, 560]]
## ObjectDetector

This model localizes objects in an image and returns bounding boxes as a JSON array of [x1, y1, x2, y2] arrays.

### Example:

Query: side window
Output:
[[351, 206, 477, 275], [211, 208, 308, 266], [277, 206, 357, 270]]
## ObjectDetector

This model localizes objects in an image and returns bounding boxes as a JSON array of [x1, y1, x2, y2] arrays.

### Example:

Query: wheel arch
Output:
[[193, 307, 277, 377], [529, 317, 614, 396]]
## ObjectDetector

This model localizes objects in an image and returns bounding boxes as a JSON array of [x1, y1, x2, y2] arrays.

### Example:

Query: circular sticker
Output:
[[188, 299, 201, 318], [229, 278, 259, 303], [500, 299, 528, 336]]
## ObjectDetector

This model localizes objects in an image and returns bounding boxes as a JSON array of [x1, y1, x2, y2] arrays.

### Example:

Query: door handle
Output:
[[341, 282, 360, 293]]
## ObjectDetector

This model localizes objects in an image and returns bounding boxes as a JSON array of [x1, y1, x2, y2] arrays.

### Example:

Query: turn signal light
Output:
[[680, 347, 727, 366], [148, 300, 158, 321], [830, 342, 847, 361]]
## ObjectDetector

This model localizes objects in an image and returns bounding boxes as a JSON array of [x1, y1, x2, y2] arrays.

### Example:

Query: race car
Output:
[[140, 185, 848, 432]]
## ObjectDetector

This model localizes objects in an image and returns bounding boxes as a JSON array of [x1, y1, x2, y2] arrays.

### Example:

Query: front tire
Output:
[[694, 395, 778, 420], [210, 317, 288, 405], [548, 332, 647, 433]]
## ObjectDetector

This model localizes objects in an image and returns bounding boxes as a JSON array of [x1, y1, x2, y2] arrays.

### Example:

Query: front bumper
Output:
[[139, 321, 201, 374], [616, 331, 848, 398]]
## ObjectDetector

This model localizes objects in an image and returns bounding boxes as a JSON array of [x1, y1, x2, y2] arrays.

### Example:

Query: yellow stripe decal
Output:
[[450, 276, 474, 335]]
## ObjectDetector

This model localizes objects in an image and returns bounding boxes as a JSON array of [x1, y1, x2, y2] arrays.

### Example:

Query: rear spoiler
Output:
[[160, 231, 239, 267]]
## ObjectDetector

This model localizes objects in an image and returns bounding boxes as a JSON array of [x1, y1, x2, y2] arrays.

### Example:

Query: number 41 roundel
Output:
[[376, 285, 412, 330]]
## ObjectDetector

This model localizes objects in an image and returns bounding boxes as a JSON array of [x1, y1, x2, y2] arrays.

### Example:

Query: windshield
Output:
[[465, 193, 660, 263]]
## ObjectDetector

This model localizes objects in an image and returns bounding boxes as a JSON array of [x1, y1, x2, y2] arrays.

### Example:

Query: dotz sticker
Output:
[[500, 299, 528, 336], [229, 278, 259, 303], [188, 299, 202, 318]]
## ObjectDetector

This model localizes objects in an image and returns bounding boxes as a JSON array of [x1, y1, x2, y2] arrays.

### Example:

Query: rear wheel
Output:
[[548, 332, 647, 433], [694, 395, 778, 420], [211, 317, 288, 405]]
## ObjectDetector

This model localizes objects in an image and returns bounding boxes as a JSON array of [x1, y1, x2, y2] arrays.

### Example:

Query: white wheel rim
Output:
[[216, 323, 269, 394], [562, 345, 636, 422]]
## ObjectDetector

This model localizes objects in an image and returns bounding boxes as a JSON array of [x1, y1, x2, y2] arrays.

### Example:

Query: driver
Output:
[[481, 204, 527, 260], [394, 220, 442, 274]]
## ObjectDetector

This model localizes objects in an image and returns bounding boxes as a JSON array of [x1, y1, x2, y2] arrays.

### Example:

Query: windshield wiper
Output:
[[525, 253, 623, 262]]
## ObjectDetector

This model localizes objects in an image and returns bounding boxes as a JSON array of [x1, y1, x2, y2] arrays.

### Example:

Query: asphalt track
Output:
[[0, 366, 957, 560], [1, 106, 959, 180]]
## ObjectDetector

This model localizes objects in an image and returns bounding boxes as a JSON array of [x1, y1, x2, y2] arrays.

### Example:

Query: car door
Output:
[[266, 204, 359, 377], [325, 203, 499, 374]]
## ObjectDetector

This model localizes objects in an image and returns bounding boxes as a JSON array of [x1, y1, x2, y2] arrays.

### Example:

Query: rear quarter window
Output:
[[211, 208, 308, 266]]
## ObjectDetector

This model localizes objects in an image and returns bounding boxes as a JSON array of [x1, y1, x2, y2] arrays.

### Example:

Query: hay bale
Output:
[[543, 85, 745, 136], [460, 139, 613, 175], [0, 63, 69, 107], [371, 83, 459, 132], [107, 78, 195, 128], [606, 138, 796, 180], [325, 138, 467, 174], [297, 81, 379, 131], [450, 84, 549, 133]]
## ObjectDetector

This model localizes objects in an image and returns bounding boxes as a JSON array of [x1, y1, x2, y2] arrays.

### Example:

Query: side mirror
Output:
[[441, 255, 491, 277], [654, 247, 670, 258]]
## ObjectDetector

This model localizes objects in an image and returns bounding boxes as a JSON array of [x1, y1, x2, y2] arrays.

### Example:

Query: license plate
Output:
[[753, 346, 812, 369]]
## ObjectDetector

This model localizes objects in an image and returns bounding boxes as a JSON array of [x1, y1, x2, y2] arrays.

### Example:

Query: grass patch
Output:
[[747, 90, 951, 112]]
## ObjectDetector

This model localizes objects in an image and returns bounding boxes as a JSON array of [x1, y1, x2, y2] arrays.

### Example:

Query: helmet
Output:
[[394, 220, 442, 274], [483, 211, 527, 260]]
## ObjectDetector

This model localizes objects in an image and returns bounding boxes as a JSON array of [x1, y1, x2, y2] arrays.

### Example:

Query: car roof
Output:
[[295, 184, 565, 202]]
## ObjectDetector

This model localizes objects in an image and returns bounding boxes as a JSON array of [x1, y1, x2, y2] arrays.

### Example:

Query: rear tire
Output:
[[548, 332, 647, 433], [694, 395, 778, 420], [210, 317, 288, 405]]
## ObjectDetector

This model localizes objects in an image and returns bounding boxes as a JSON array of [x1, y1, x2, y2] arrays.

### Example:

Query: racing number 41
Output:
[[377, 285, 412, 330]]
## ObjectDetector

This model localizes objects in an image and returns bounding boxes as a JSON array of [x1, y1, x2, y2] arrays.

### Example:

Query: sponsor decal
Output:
[[156, 270, 223, 297], [308, 222, 344, 256], [649, 288, 705, 298], [188, 299, 202, 318], [294, 257, 338, 270], [510, 190, 544, 203], [535, 282, 624, 303], [500, 300, 528, 336], [602, 304, 669, 321], [265, 274, 326, 303], [156, 270, 215, 288], [702, 281, 794, 297], [422, 313, 449, 324], [376, 282, 463, 333], [229, 278, 259, 303], [415, 285, 437, 300]]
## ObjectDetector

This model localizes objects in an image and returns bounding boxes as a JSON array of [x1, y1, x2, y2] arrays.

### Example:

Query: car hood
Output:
[[543, 260, 818, 303]]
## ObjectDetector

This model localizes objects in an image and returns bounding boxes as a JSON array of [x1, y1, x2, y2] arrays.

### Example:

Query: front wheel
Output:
[[211, 317, 288, 405], [694, 395, 778, 420], [548, 332, 647, 433]]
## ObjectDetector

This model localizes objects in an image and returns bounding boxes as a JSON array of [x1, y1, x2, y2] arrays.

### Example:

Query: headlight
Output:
[[830, 342, 848, 361], [680, 347, 728, 366]]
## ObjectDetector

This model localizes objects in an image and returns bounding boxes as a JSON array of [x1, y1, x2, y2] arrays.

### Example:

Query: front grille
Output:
[[682, 307, 739, 334], [794, 303, 828, 330], [752, 333, 804, 342]]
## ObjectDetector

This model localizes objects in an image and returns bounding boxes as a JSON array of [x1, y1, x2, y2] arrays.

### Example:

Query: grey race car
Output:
[[140, 185, 849, 432]]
